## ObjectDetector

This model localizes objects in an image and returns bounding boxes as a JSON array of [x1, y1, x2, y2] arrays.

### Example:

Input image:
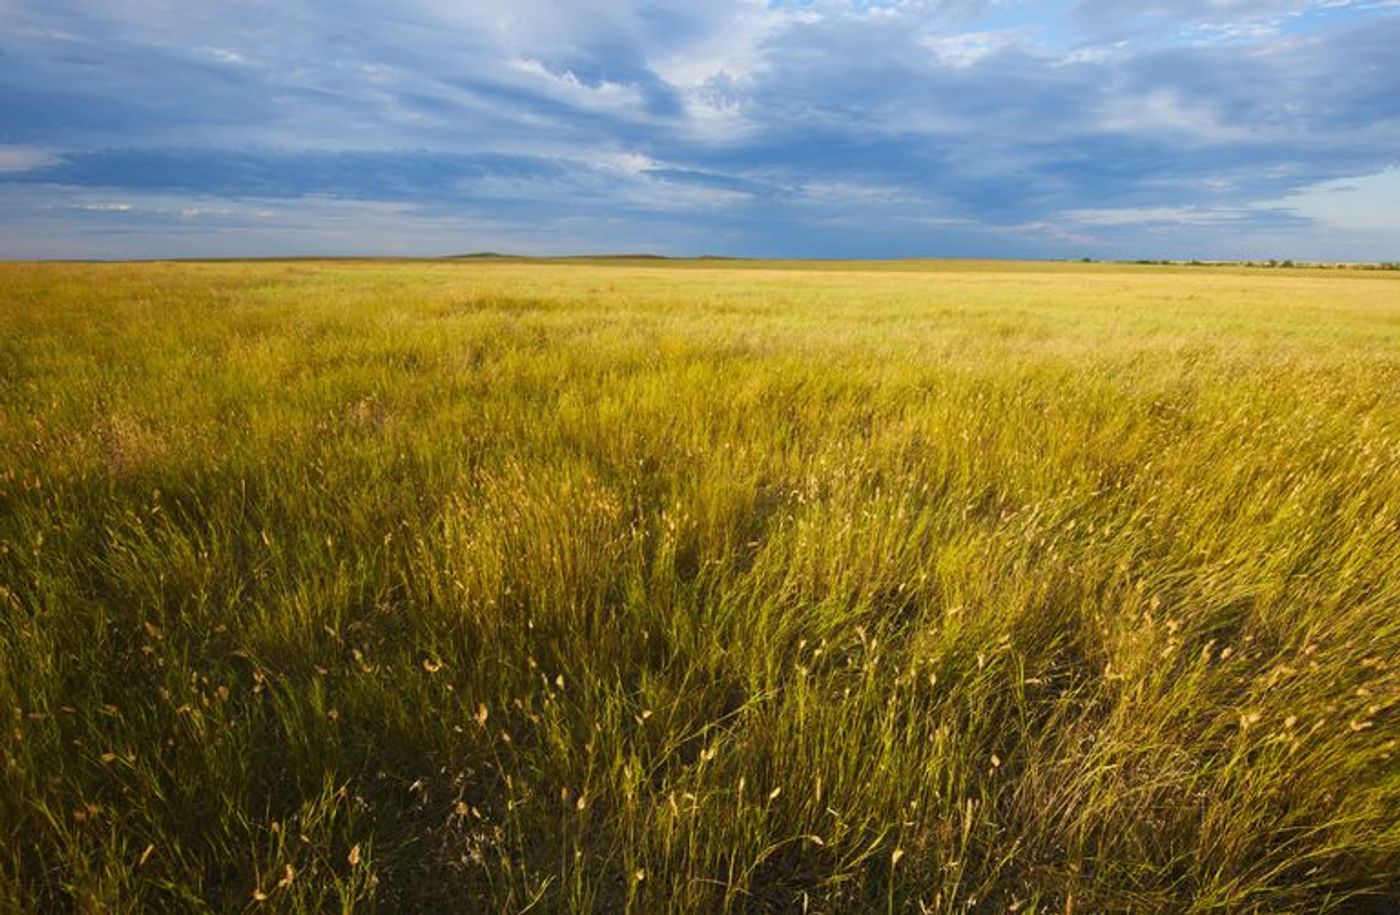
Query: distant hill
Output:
[[445, 252, 751, 262]]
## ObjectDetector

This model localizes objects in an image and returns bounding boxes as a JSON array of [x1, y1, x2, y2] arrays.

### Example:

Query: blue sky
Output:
[[2, 0, 1399, 260]]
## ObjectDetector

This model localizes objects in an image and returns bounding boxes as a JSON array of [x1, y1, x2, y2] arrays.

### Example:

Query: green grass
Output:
[[1, 259, 1397, 913]]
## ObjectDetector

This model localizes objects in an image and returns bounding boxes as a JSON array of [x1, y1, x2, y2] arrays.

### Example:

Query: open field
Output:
[[1, 259, 1398, 912]]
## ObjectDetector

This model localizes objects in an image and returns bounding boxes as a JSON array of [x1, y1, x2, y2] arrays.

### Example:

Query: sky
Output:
[[2, 0, 1399, 261]]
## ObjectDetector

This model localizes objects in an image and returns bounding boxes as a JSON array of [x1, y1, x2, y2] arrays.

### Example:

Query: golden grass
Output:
[[0, 259, 1397, 912]]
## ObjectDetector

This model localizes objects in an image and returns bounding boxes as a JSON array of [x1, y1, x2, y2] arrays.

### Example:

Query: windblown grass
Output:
[[1, 259, 1397, 912]]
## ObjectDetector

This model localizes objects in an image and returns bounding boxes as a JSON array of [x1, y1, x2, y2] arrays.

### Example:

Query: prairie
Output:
[[0, 259, 1397, 912]]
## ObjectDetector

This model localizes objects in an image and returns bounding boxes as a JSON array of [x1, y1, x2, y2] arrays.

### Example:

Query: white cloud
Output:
[[590, 151, 659, 175], [507, 58, 645, 112], [1067, 205, 1251, 226], [197, 46, 249, 66], [0, 145, 60, 173], [1096, 89, 1253, 142], [920, 29, 1023, 68], [799, 181, 911, 204]]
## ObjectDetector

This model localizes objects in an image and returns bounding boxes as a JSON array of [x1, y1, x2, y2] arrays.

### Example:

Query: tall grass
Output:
[[1, 259, 1397, 912]]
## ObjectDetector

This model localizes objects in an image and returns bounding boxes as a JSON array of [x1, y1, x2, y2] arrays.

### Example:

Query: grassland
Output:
[[0, 259, 1397, 913]]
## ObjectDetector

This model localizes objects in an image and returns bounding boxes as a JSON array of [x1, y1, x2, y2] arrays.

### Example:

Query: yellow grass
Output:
[[1, 259, 1397, 912]]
